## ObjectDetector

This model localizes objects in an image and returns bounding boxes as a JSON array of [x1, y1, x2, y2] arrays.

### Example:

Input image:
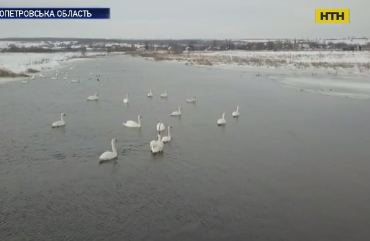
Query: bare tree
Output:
[[188, 40, 197, 51], [81, 47, 86, 56], [266, 41, 275, 50], [211, 39, 218, 49]]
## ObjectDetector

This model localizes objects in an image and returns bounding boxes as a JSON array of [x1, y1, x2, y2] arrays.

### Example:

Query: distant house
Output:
[[342, 46, 355, 51], [299, 44, 310, 49], [86, 47, 108, 52], [53, 46, 65, 50]]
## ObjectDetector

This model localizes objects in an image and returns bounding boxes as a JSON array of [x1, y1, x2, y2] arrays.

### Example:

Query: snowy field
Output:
[[193, 51, 370, 71], [200, 50, 370, 63], [194, 51, 370, 99], [238, 38, 370, 45], [0, 52, 107, 74], [137, 50, 370, 100], [0, 41, 137, 50], [325, 38, 370, 45]]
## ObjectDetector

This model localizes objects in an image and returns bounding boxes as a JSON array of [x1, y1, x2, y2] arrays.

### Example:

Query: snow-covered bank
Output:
[[133, 50, 370, 100], [197, 51, 370, 99], [0, 52, 108, 75], [191, 51, 370, 73], [135, 50, 370, 74]]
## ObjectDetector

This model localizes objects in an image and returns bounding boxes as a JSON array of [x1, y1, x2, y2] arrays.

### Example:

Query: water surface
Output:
[[1, 55, 370, 241]]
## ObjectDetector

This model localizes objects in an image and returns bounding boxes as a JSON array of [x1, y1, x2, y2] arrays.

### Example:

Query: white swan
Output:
[[21, 79, 29, 84], [52, 113, 66, 128], [63, 76, 68, 80], [70, 79, 78, 83], [156, 120, 165, 132], [50, 76, 57, 80], [123, 115, 142, 128], [162, 126, 172, 143], [39, 73, 45, 78], [186, 96, 196, 103], [147, 89, 153, 97], [232, 106, 240, 118], [171, 106, 182, 116], [71, 79, 80, 83], [160, 90, 168, 98], [150, 134, 164, 153], [99, 138, 118, 161], [123, 93, 129, 103], [29, 75, 35, 80], [217, 112, 226, 126], [87, 93, 99, 101]]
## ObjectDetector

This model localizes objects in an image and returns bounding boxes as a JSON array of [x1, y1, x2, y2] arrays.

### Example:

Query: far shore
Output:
[[0, 52, 115, 80], [0, 52, 120, 84], [126, 50, 370, 100], [126, 50, 370, 76]]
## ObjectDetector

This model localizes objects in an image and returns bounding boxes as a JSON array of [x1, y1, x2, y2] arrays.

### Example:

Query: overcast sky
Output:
[[1, 0, 369, 39]]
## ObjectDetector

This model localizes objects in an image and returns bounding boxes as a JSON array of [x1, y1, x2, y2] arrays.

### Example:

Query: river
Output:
[[1, 55, 370, 241]]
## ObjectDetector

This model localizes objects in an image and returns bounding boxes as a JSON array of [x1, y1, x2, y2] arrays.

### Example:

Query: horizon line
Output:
[[0, 36, 368, 41]]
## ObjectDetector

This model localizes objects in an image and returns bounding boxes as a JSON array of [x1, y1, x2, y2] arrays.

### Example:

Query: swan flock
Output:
[[44, 64, 240, 159]]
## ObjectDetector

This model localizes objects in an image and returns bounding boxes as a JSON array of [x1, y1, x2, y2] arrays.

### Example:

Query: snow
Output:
[[143, 50, 370, 100], [279, 75, 370, 99], [1, 53, 65, 73], [326, 38, 370, 45], [185, 50, 370, 73], [0, 40, 90, 50], [200, 50, 369, 61], [238, 38, 370, 46], [0, 41, 48, 49], [0, 52, 104, 74], [240, 39, 288, 43]]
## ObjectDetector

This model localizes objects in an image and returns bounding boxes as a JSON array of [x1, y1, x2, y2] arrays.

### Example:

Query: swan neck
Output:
[[222, 113, 225, 119], [61, 114, 65, 122], [168, 127, 171, 137], [138, 116, 141, 126], [111, 140, 117, 154], [236, 106, 239, 111]]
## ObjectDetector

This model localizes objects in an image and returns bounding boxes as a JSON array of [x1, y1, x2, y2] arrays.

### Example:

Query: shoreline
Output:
[[0, 52, 115, 84], [130, 51, 370, 100], [132, 51, 370, 75]]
